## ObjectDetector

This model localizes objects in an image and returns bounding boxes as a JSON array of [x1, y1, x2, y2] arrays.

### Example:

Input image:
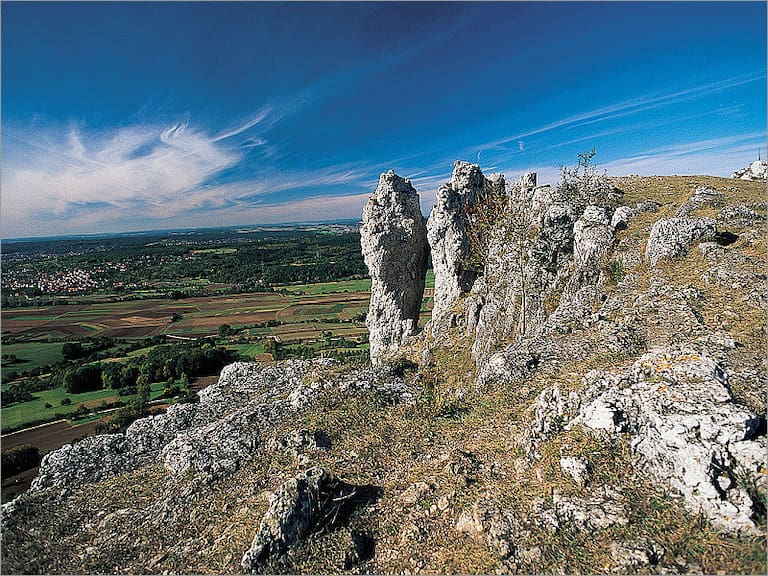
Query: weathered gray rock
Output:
[[559, 456, 592, 487], [161, 412, 260, 479], [551, 487, 629, 531], [21, 359, 415, 499], [675, 186, 726, 217], [471, 182, 578, 364], [242, 467, 331, 570], [360, 171, 428, 364], [29, 434, 135, 497], [573, 205, 614, 271], [528, 346, 767, 535], [427, 161, 504, 333], [718, 204, 765, 226], [454, 498, 518, 559], [266, 429, 328, 465], [609, 538, 664, 570], [241, 467, 373, 572], [644, 217, 717, 265], [267, 429, 325, 455]]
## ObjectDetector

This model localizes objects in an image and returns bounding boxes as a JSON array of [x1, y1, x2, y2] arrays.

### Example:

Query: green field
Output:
[[2, 381, 170, 433], [191, 248, 237, 255], [226, 343, 266, 358], [278, 271, 434, 295], [0, 269, 445, 433], [1, 387, 119, 432], [279, 278, 372, 295], [2, 342, 65, 380]]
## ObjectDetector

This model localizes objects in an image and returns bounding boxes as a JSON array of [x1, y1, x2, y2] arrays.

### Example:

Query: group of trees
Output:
[[2, 339, 236, 412], [60, 340, 236, 395], [2, 228, 368, 302]]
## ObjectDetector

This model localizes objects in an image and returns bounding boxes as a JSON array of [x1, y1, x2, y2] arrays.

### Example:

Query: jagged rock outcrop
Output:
[[17, 360, 414, 500], [27, 361, 314, 495], [471, 174, 580, 364], [526, 346, 767, 535], [241, 467, 330, 571], [426, 161, 504, 334], [732, 159, 768, 181], [360, 171, 428, 364], [644, 216, 717, 265]]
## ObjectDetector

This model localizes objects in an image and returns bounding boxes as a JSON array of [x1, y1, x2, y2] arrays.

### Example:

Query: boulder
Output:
[[241, 467, 379, 571], [644, 217, 716, 265], [242, 467, 332, 571], [732, 159, 768, 181], [360, 171, 428, 364], [573, 205, 614, 271], [675, 185, 726, 217]]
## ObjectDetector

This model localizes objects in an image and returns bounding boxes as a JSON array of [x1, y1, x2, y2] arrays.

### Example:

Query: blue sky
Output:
[[2, 1, 765, 238]]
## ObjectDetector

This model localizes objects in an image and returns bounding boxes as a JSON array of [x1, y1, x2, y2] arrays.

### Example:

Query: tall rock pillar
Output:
[[360, 171, 428, 365], [426, 160, 504, 333]]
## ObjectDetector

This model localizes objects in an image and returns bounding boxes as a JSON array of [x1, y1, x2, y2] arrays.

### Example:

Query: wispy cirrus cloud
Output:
[[473, 73, 765, 156], [603, 133, 766, 177], [1, 110, 386, 237]]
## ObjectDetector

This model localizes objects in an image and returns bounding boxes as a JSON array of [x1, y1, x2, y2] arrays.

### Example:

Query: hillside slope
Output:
[[1, 172, 766, 574]]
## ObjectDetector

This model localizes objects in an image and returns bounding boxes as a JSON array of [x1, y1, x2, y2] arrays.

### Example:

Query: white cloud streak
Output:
[[473, 73, 765, 155], [603, 134, 765, 177], [0, 112, 387, 237]]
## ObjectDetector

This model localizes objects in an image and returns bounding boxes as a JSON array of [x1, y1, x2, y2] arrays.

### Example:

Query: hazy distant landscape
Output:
[[2, 224, 422, 500]]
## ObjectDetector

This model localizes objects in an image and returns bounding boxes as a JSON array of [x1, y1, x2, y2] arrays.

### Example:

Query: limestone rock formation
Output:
[[644, 216, 717, 265], [360, 171, 428, 364], [27, 361, 313, 494], [732, 159, 768, 180], [471, 173, 579, 364], [675, 185, 726, 217], [527, 346, 766, 535], [572, 205, 614, 272], [426, 161, 504, 333], [19, 360, 413, 498]]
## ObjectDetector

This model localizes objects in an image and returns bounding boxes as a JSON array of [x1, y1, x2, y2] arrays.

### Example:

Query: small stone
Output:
[[455, 511, 482, 535], [559, 456, 592, 487], [437, 495, 450, 511]]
